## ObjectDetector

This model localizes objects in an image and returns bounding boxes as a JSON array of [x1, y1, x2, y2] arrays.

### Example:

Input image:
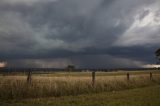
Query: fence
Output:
[[0, 70, 159, 85], [2, 71, 155, 85], [91, 72, 155, 87], [0, 71, 160, 100]]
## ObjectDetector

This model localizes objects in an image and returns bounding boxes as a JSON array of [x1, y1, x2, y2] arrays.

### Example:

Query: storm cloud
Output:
[[0, 0, 160, 68]]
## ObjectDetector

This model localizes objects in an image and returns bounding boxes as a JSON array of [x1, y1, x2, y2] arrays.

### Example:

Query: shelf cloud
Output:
[[0, 0, 159, 68]]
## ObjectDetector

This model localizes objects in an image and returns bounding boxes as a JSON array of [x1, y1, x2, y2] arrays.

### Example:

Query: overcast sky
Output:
[[0, 0, 160, 68]]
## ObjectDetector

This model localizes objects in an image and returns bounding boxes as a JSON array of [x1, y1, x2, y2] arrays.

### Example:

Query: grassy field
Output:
[[0, 71, 160, 106], [1, 70, 160, 77], [1, 85, 160, 106]]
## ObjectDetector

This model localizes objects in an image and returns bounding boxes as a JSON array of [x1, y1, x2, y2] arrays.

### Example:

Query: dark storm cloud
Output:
[[0, 0, 160, 68]]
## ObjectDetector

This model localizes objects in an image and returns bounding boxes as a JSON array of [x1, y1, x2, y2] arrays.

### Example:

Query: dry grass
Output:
[[0, 73, 160, 100]]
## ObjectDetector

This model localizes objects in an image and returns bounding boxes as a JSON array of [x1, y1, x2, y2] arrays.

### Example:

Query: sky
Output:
[[0, 0, 160, 68]]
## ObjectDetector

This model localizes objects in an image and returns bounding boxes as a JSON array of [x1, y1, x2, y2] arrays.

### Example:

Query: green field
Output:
[[1, 85, 160, 106], [0, 71, 160, 106]]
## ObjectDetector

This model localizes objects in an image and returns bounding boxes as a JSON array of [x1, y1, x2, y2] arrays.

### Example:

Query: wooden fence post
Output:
[[92, 71, 96, 87], [127, 73, 130, 81], [27, 71, 32, 84], [150, 72, 153, 80]]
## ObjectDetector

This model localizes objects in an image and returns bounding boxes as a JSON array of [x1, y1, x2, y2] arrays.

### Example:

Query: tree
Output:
[[67, 65, 75, 72], [155, 48, 160, 61]]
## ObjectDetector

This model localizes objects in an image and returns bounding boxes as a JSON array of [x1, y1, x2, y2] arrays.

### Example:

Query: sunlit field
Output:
[[0, 70, 160, 106], [0, 71, 160, 98]]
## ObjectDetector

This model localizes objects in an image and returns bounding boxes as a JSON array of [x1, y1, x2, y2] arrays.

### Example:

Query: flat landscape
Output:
[[0, 70, 160, 106], [1, 0, 160, 105]]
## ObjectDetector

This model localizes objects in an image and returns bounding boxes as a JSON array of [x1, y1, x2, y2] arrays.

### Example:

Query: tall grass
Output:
[[0, 75, 160, 100]]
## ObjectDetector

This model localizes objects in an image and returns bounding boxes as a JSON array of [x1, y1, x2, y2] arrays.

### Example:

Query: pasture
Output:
[[0, 70, 160, 106]]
